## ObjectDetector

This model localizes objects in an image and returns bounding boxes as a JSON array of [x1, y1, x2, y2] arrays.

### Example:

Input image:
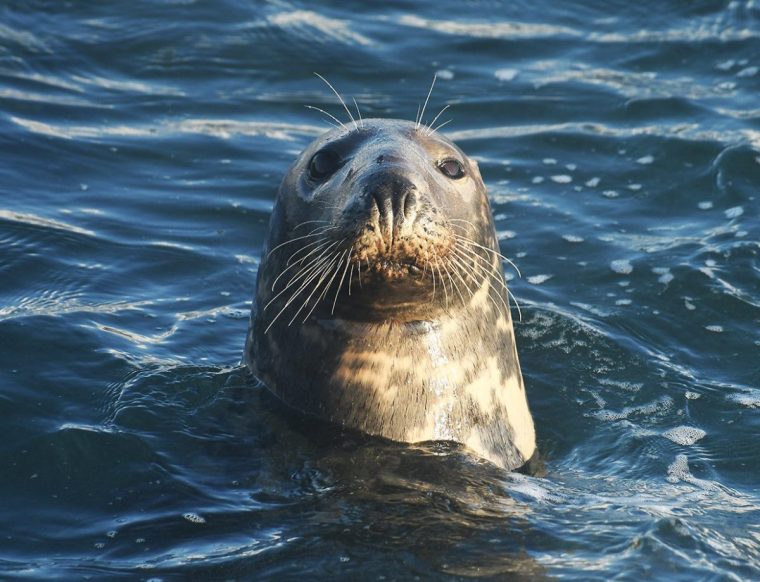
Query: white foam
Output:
[[698, 201, 714, 210], [610, 259, 633, 274], [663, 426, 706, 446], [666, 454, 691, 483], [562, 234, 584, 243], [725, 206, 744, 218], [182, 512, 206, 524], [550, 175, 572, 183], [729, 388, 760, 408], [494, 68, 519, 81], [636, 155, 654, 164], [585, 177, 600, 187], [527, 274, 553, 285]]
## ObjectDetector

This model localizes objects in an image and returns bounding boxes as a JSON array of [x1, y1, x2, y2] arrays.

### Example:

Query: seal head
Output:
[[245, 118, 536, 471]]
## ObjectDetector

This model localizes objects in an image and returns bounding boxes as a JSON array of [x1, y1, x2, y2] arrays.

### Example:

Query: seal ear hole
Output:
[[309, 149, 342, 181], [438, 158, 466, 180]]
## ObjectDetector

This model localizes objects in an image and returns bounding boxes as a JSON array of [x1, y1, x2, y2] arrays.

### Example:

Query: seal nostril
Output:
[[402, 190, 417, 221]]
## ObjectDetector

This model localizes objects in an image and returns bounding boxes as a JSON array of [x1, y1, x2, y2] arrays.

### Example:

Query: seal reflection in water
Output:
[[245, 116, 537, 471]]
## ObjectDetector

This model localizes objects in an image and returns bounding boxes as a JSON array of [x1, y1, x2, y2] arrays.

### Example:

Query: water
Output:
[[1, 0, 759, 579]]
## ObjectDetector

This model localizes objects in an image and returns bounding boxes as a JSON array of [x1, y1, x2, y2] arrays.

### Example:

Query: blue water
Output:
[[1, 1, 759, 579]]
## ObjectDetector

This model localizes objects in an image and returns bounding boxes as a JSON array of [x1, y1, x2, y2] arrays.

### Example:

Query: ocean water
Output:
[[1, 0, 759, 579]]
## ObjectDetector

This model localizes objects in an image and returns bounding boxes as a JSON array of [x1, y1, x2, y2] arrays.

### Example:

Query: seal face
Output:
[[245, 118, 536, 471]]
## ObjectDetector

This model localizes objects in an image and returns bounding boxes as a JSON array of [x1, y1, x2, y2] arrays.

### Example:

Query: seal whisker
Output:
[[304, 105, 343, 129], [431, 118, 452, 133], [433, 257, 449, 308], [273, 237, 336, 290], [302, 251, 346, 323], [284, 236, 337, 267], [332, 247, 353, 314], [416, 74, 437, 130], [272, 237, 332, 291], [265, 258, 332, 333], [425, 104, 450, 135], [453, 244, 512, 319], [266, 225, 336, 257], [442, 256, 467, 307], [352, 97, 364, 130], [265, 242, 341, 310], [314, 73, 357, 130], [452, 233, 522, 277], [289, 252, 343, 325], [293, 219, 330, 231], [269, 252, 336, 330], [507, 287, 523, 323], [451, 245, 509, 318]]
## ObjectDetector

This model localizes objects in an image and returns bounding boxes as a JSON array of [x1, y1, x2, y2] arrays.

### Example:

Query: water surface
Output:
[[1, 0, 759, 579]]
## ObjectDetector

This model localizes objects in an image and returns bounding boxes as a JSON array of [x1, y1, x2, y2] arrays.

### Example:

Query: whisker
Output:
[[264, 258, 330, 333], [304, 251, 346, 322], [431, 118, 452, 133], [266, 225, 336, 257], [416, 74, 437, 130], [285, 236, 336, 267], [265, 242, 340, 309], [442, 257, 467, 307], [271, 238, 330, 291], [455, 244, 515, 319], [292, 219, 330, 231], [352, 97, 364, 130], [452, 233, 521, 277], [433, 257, 449, 308], [314, 73, 357, 130], [332, 247, 353, 314], [450, 246, 509, 318], [304, 105, 343, 129], [426, 104, 449, 135], [289, 252, 342, 325]]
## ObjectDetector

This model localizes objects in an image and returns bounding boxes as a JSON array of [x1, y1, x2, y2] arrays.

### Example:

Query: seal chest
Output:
[[245, 118, 536, 471]]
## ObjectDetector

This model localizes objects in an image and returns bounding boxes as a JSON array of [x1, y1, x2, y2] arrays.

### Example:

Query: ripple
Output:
[[0, 210, 95, 237]]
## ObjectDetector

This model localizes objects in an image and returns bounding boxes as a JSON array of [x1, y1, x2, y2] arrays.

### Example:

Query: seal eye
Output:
[[438, 159, 465, 180], [309, 149, 341, 181]]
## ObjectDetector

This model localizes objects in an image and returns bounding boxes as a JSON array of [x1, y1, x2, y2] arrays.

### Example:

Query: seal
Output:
[[244, 117, 536, 471]]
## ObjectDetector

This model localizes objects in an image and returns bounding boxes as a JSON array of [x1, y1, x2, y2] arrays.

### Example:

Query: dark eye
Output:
[[438, 158, 465, 179], [308, 149, 341, 181]]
